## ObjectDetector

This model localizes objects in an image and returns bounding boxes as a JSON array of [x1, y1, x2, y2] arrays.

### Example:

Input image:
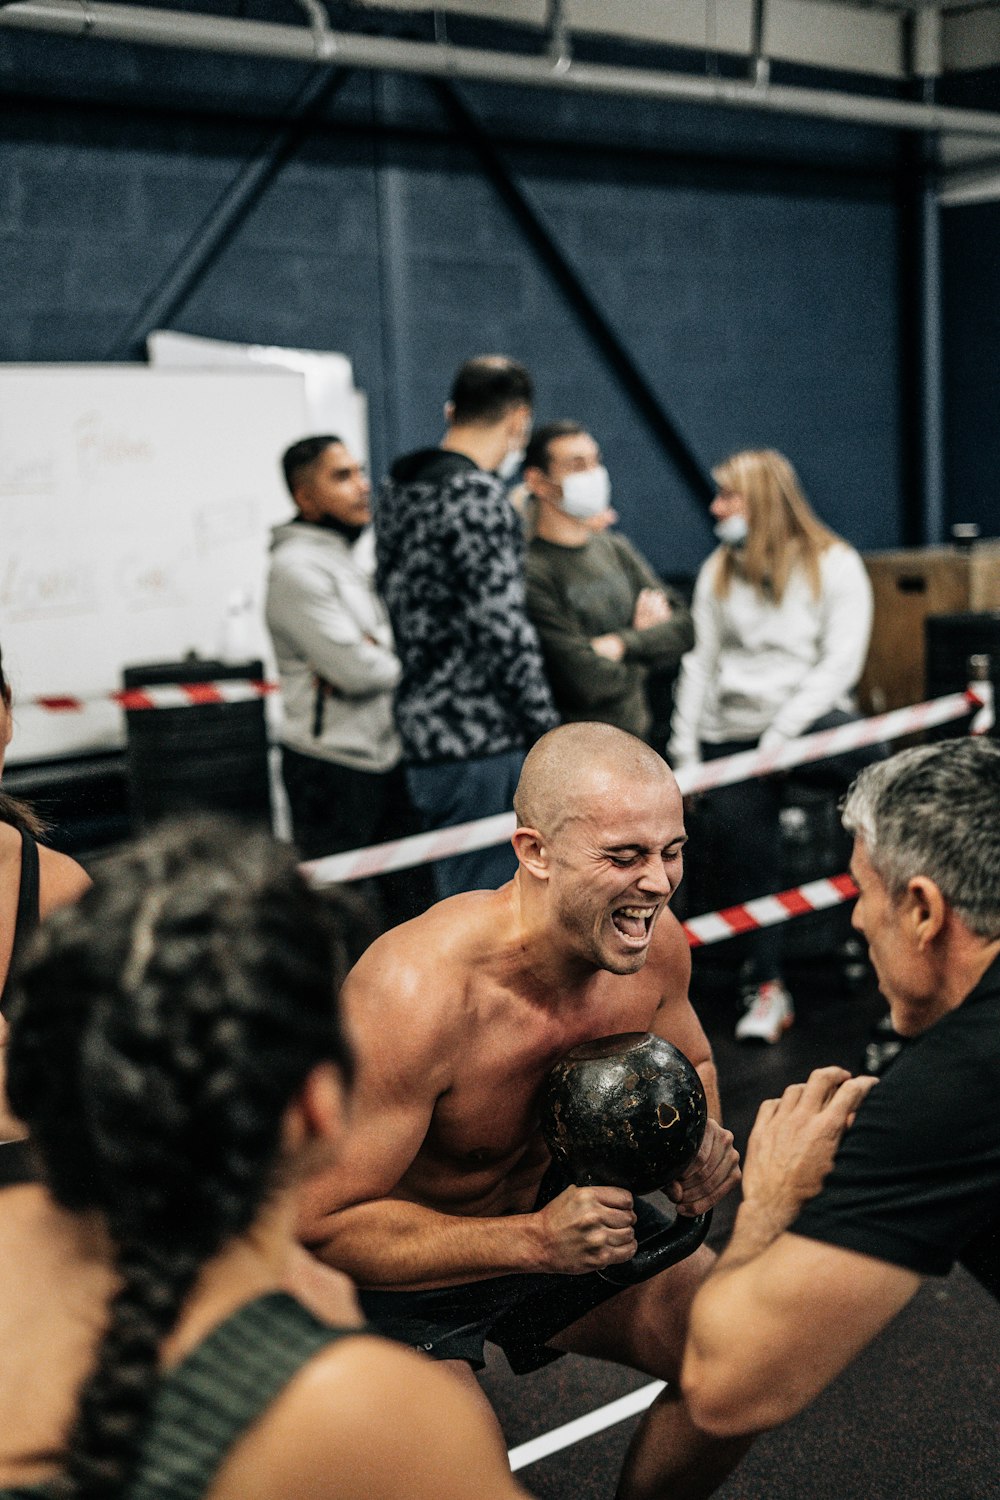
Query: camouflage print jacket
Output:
[[374, 448, 558, 764]]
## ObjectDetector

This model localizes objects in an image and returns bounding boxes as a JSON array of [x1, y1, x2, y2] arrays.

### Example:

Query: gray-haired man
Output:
[[681, 736, 1000, 1435]]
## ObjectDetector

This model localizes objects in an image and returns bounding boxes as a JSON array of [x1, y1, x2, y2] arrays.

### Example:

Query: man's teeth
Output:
[[619, 907, 654, 918]]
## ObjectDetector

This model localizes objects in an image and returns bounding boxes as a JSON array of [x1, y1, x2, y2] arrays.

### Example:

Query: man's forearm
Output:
[[308, 1198, 552, 1290], [697, 1059, 722, 1124]]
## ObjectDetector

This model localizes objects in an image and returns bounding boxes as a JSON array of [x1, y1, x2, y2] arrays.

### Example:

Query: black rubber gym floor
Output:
[[480, 943, 1000, 1500]]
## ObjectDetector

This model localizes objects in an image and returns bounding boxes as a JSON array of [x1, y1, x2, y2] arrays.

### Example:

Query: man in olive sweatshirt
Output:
[[523, 422, 693, 742]]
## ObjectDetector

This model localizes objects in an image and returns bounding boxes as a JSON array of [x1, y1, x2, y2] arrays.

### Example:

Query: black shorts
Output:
[[357, 1169, 674, 1371]]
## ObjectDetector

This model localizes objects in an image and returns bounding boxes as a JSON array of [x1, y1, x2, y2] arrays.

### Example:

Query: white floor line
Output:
[[507, 1380, 665, 1472]]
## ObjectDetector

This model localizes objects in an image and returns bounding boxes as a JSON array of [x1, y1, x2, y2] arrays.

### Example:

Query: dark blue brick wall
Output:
[[0, 25, 904, 576]]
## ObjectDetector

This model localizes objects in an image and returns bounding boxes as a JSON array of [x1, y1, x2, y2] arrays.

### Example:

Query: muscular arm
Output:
[[646, 911, 738, 1214], [682, 1230, 918, 1435], [682, 1067, 917, 1435], [38, 846, 91, 916], [646, 912, 719, 1118], [298, 947, 635, 1289], [233, 1336, 529, 1500]]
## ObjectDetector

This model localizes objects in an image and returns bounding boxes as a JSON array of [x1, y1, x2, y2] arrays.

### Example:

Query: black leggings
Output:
[[693, 710, 885, 984]]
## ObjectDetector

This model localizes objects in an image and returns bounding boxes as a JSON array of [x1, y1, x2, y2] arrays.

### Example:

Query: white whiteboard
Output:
[[147, 330, 370, 465], [0, 366, 309, 764]]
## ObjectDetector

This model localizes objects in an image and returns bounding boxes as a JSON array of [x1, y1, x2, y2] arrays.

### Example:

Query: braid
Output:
[[6, 816, 356, 1499], [62, 1242, 202, 1498]]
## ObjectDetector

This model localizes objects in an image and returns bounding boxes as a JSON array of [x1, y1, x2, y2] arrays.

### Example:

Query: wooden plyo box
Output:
[[858, 544, 1000, 713]]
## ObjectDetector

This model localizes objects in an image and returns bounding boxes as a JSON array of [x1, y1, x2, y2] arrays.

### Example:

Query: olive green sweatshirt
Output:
[[525, 531, 694, 740]]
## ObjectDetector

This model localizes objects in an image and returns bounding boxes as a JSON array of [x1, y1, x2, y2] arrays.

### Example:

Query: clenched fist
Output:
[[665, 1118, 741, 1217], [534, 1184, 638, 1274]]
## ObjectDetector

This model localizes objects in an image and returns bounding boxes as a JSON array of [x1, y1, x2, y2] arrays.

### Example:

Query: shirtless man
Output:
[[300, 722, 745, 1500]]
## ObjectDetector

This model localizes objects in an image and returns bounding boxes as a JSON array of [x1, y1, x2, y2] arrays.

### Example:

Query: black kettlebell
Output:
[[540, 1031, 708, 1196]]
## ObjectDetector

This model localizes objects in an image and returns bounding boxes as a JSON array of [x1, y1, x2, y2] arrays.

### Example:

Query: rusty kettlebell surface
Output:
[[540, 1032, 708, 1196]]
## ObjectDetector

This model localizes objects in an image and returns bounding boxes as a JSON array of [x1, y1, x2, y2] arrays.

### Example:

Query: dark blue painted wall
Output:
[[940, 67, 1000, 542], [0, 22, 906, 577], [942, 199, 1000, 539]]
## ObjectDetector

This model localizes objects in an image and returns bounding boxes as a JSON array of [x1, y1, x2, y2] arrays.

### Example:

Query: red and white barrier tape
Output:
[[302, 689, 984, 887], [674, 689, 980, 797], [302, 812, 519, 886], [971, 679, 995, 736], [28, 680, 278, 712], [681, 873, 858, 948]]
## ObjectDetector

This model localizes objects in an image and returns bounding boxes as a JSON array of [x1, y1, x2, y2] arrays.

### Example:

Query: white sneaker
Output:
[[735, 980, 795, 1043]]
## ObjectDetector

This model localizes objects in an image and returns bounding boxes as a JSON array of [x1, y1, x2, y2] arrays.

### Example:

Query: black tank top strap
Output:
[[124, 1292, 360, 1500], [14, 832, 40, 953], [1, 830, 41, 1019], [0, 1140, 37, 1189]]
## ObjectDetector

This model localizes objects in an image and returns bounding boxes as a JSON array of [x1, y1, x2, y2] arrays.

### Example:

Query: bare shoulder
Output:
[[647, 903, 693, 999], [643, 906, 713, 1072], [343, 888, 512, 1047], [215, 1334, 523, 1500], [37, 844, 91, 917]]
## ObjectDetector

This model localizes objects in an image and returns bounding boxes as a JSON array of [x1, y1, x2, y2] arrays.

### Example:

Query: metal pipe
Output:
[[292, 0, 335, 61], [547, 0, 571, 75], [920, 176, 945, 543], [749, 0, 770, 90], [7, 0, 1000, 137]]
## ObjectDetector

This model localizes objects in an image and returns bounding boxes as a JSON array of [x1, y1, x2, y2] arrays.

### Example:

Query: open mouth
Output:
[[610, 905, 658, 946]]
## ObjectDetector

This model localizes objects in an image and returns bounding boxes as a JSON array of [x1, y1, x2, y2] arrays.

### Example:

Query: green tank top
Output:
[[0, 1291, 360, 1499]]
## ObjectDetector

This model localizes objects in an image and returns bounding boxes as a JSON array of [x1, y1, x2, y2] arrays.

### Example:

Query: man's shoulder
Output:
[[268, 522, 344, 570], [343, 889, 513, 1031], [525, 537, 564, 580], [604, 529, 653, 572], [384, 450, 499, 499], [644, 906, 694, 991]]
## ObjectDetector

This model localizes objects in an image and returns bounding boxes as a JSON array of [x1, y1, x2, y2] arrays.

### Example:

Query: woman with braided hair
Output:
[[1, 641, 90, 1162], [0, 817, 528, 1500]]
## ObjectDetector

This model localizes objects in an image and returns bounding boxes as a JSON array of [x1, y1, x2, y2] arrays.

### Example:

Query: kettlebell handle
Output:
[[598, 1208, 712, 1285]]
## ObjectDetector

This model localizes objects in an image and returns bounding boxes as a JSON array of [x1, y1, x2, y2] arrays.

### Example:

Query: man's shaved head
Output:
[[514, 723, 674, 838]]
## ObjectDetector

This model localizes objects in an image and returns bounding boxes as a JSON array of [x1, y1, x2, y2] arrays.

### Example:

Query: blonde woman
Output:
[[668, 450, 873, 1042]]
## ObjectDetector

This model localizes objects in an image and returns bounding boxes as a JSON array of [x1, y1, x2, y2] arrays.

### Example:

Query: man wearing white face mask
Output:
[[375, 357, 558, 899], [523, 422, 693, 740]]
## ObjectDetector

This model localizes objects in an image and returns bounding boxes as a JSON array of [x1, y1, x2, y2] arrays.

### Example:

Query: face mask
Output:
[[714, 513, 749, 548], [497, 445, 525, 482], [561, 465, 611, 519]]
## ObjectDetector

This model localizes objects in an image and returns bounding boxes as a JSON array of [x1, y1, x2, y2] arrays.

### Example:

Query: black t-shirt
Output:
[[790, 955, 1000, 1302]]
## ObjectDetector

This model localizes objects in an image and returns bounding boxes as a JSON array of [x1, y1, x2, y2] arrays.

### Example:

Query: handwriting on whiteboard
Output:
[[0, 454, 56, 496], [75, 412, 154, 485], [114, 550, 188, 611], [0, 555, 100, 620]]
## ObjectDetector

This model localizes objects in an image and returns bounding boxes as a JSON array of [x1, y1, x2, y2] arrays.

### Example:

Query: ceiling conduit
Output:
[[6, 0, 1000, 139]]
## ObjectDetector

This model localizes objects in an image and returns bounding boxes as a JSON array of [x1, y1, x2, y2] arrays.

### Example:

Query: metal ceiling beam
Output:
[[8, 0, 1000, 137]]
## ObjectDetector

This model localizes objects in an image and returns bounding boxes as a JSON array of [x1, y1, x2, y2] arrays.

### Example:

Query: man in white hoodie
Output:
[[266, 436, 409, 886]]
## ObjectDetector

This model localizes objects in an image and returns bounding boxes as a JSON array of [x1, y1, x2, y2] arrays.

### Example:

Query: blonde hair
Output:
[[711, 449, 839, 603]]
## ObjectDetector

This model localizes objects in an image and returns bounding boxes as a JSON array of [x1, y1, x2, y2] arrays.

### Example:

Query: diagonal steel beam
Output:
[[106, 64, 352, 359], [429, 79, 714, 508]]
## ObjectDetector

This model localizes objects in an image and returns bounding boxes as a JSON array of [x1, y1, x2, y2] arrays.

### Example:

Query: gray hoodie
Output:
[[265, 519, 401, 773]]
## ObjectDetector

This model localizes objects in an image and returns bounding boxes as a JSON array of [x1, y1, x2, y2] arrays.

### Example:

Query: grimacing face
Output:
[[544, 770, 687, 976]]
